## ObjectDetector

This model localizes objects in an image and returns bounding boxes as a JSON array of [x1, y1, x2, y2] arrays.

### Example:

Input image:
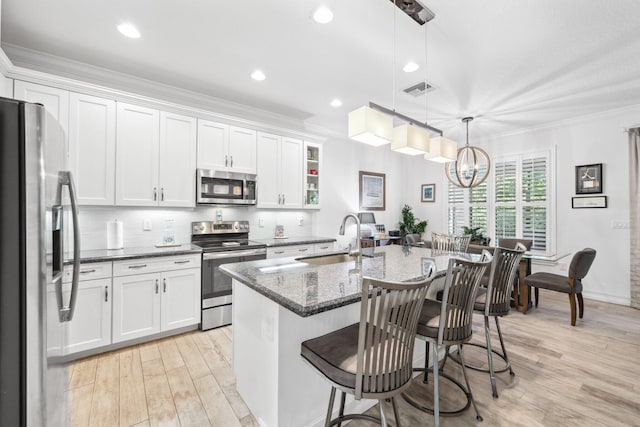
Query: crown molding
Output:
[[1, 44, 329, 142]]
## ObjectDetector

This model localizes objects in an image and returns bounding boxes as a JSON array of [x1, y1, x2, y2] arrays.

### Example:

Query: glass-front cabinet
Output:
[[303, 141, 322, 209]]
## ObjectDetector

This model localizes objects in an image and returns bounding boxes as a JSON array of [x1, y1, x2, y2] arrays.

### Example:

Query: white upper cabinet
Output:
[[197, 120, 228, 171], [116, 102, 160, 206], [280, 137, 303, 208], [303, 141, 322, 209], [68, 93, 116, 205], [257, 132, 302, 209], [197, 120, 256, 174], [228, 126, 257, 174], [159, 112, 197, 207], [14, 80, 69, 140], [256, 132, 281, 208]]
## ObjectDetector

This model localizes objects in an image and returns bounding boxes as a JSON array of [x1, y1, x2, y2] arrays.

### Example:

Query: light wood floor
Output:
[[68, 290, 640, 427]]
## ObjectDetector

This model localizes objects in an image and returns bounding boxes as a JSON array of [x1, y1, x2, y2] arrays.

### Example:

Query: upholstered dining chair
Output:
[[523, 248, 597, 326], [402, 252, 492, 426], [301, 276, 430, 426], [431, 232, 472, 253], [451, 244, 525, 398]]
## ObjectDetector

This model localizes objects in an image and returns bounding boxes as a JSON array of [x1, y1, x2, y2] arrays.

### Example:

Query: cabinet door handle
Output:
[[80, 269, 96, 274], [105, 286, 109, 302], [128, 264, 147, 269], [153, 187, 157, 201], [278, 194, 282, 205], [163, 278, 167, 293], [230, 156, 233, 167], [155, 279, 159, 294], [161, 188, 164, 201], [225, 155, 228, 167], [282, 194, 286, 205], [174, 260, 190, 264]]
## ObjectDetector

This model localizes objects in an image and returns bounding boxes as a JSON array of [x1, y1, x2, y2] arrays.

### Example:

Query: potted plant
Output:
[[398, 204, 428, 237], [462, 226, 491, 246]]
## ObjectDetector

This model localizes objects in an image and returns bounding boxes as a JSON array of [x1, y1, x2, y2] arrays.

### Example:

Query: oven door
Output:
[[202, 249, 266, 306]]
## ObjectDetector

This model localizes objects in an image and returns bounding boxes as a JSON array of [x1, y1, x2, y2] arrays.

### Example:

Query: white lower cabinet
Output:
[[65, 278, 112, 354], [112, 256, 201, 343], [266, 242, 334, 259]]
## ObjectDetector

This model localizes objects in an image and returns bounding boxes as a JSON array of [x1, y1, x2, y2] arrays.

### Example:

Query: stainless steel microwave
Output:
[[196, 169, 257, 205]]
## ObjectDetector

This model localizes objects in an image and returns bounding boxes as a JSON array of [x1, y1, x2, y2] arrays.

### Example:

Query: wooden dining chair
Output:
[[301, 276, 430, 426], [523, 248, 596, 326]]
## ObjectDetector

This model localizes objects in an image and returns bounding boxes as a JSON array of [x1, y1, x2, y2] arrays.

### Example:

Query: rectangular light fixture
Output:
[[391, 123, 430, 155], [348, 106, 393, 146], [424, 136, 457, 162]]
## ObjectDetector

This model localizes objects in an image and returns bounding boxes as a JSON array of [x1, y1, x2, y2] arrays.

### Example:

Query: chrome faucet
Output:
[[339, 213, 361, 264]]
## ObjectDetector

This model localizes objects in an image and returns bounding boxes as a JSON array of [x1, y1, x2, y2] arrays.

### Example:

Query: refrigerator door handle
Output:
[[56, 171, 81, 322]]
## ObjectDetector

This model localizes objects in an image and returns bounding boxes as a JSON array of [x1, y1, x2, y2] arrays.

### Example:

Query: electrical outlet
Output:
[[259, 218, 265, 227], [298, 217, 304, 226], [143, 219, 152, 231]]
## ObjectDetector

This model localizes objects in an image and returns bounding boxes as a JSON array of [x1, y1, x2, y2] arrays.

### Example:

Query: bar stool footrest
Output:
[[401, 370, 472, 417], [448, 343, 513, 374]]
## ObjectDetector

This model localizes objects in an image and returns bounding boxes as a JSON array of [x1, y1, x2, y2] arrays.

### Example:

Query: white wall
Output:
[[476, 107, 637, 305]]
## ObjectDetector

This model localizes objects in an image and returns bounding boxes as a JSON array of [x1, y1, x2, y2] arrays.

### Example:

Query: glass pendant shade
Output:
[[445, 146, 491, 188], [424, 136, 457, 162], [348, 106, 393, 146], [391, 123, 430, 155]]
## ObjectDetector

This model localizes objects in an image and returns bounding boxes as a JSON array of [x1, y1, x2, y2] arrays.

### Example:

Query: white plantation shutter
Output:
[[447, 150, 553, 254], [447, 164, 488, 236]]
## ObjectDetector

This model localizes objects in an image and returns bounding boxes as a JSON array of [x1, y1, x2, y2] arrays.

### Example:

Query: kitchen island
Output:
[[220, 245, 468, 427]]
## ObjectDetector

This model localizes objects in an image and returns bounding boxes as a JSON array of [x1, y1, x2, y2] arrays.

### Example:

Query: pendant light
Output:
[[446, 117, 491, 188], [424, 135, 458, 162]]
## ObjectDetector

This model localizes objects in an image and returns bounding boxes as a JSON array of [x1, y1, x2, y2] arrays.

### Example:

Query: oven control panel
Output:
[[192, 220, 250, 235]]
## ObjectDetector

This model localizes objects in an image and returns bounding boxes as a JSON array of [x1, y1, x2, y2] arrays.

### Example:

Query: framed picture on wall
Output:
[[359, 171, 386, 210], [421, 184, 436, 202], [575, 163, 603, 194]]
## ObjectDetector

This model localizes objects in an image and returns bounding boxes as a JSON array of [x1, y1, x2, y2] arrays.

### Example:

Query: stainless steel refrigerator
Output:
[[0, 97, 80, 426]]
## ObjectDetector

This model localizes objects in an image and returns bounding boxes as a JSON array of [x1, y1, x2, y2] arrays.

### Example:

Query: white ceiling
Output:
[[3, 0, 640, 142]]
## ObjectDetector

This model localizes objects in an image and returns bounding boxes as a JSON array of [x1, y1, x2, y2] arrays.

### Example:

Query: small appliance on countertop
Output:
[[191, 220, 267, 330]]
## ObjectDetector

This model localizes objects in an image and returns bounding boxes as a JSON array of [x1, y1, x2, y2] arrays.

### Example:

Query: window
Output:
[[447, 150, 554, 254], [447, 164, 488, 235]]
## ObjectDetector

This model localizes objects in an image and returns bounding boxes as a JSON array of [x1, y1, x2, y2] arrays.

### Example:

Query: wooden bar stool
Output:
[[301, 275, 430, 426]]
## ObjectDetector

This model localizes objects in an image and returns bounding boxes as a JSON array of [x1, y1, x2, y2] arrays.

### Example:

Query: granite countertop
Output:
[[65, 244, 202, 264], [220, 245, 474, 317], [253, 236, 337, 247]]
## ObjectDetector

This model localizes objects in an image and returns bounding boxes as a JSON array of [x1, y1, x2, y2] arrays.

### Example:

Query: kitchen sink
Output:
[[297, 253, 356, 265]]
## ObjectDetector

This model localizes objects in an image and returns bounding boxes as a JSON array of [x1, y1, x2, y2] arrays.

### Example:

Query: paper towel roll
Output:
[[107, 220, 124, 250]]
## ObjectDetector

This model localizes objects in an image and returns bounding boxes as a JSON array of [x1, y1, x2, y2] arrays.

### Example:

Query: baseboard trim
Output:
[[583, 291, 630, 306]]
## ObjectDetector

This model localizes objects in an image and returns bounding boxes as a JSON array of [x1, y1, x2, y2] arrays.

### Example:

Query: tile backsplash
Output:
[[78, 206, 317, 250]]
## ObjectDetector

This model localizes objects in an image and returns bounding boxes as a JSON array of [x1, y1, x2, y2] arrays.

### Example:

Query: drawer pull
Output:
[[274, 250, 285, 254], [319, 246, 329, 250], [80, 269, 96, 274], [128, 264, 147, 269], [298, 248, 309, 252], [174, 260, 190, 264]]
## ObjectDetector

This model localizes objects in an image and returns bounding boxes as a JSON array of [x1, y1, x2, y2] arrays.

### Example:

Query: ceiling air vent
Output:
[[403, 81, 435, 97], [390, 0, 435, 25]]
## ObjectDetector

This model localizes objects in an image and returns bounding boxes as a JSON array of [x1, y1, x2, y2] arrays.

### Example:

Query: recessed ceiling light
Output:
[[251, 70, 266, 81], [403, 61, 419, 73], [117, 23, 141, 39], [330, 99, 342, 108], [313, 6, 334, 24]]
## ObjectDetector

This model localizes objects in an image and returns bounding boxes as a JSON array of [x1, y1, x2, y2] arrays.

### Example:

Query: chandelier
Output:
[[445, 117, 491, 188]]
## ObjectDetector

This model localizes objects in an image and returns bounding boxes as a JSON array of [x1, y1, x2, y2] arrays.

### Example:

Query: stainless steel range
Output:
[[191, 221, 266, 330]]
